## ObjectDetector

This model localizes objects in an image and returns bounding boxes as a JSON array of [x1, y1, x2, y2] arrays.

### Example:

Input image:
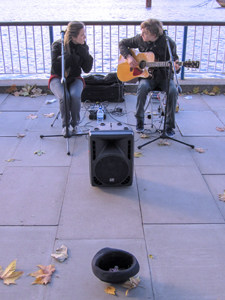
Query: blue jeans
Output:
[[136, 78, 178, 129], [50, 77, 83, 128]]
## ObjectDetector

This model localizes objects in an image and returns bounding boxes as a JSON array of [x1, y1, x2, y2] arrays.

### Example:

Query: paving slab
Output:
[[0, 111, 34, 136], [57, 173, 143, 239], [136, 165, 223, 223], [70, 134, 90, 173], [176, 110, 225, 136], [0, 94, 47, 111], [0, 226, 57, 300], [214, 108, 225, 124], [0, 166, 69, 225], [186, 136, 225, 174], [178, 94, 210, 111], [204, 175, 225, 220], [201, 94, 225, 110], [134, 133, 196, 167], [0, 137, 20, 174], [144, 224, 225, 300], [45, 238, 153, 300], [0, 93, 8, 105], [10, 131, 75, 166]]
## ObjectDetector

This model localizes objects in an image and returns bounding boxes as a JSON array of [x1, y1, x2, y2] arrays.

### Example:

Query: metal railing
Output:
[[0, 21, 225, 80]]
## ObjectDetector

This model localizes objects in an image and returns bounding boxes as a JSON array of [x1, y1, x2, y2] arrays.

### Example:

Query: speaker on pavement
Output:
[[89, 124, 134, 187]]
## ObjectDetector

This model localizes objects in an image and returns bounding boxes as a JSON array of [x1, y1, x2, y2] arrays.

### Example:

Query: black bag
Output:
[[81, 73, 124, 102]]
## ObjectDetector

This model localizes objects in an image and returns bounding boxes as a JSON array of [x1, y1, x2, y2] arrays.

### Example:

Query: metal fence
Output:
[[0, 21, 225, 80]]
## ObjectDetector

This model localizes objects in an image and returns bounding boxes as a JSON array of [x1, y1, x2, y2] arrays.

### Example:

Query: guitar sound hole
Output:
[[139, 60, 146, 69]]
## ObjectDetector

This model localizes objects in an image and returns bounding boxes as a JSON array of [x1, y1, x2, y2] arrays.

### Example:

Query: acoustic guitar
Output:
[[117, 49, 200, 82]]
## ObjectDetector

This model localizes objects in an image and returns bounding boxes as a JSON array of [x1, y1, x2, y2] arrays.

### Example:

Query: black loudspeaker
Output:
[[89, 124, 134, 187]]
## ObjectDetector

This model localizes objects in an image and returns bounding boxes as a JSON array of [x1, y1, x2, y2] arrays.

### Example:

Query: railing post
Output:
[[49, 26, 54, 46], [146, 0, 152, 7], [181, 25, 188, 80]]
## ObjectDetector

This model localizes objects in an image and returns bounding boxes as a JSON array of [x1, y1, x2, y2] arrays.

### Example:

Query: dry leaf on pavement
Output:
[[29, 264, 55, 285], [0, 260, 23, 285], [158, 140, 170, 146], [195, 147, 205, 153], [43, 113, 55, 118], [134, 152, 142, 158], [34, 150, 45, 156], [140, 133, 150, 139], [26, 114, 38, 120], [122, 276, 141, 296], [219, 191, 225, 202], [216, 126, 225, 132], [17, 133, 26, 138], [104, 286, 116, 295], [51, 245, 68, 262]]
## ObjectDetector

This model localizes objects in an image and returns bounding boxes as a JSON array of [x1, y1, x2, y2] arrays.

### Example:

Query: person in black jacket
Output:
[[119, 19, 180, 136], [49, 21, 93, 136]]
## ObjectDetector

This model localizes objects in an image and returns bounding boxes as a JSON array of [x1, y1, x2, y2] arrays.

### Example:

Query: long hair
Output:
[[64, 21, 85, 53], [141, 19, 163, 37]]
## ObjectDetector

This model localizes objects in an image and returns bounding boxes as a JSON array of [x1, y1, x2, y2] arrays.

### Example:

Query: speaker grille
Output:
[[95, 155, 129, 185]]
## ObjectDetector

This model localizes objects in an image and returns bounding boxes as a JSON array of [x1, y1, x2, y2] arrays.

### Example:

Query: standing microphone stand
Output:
[[40, 30, 88, 155], [138, 31, 194, 150]]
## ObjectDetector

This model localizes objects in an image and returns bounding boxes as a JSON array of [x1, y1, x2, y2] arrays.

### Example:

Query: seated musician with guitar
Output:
[[119, 18, 180, 136]]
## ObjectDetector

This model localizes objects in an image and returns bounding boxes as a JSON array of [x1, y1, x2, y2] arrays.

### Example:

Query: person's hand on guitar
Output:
[[127, 54, 139, 69]]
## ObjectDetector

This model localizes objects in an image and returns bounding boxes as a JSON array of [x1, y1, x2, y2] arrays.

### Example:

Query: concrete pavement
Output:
[[0, 90, 225, 299]]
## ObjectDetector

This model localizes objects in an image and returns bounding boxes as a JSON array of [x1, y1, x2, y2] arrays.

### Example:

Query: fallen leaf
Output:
[[5, 158, 16, 162], [0, 260, 23, 285], [212, 86, 220, 95], [158, 140, 170, 146], [104, 286, 116, 295], [134, 152, 142, 158], [195, 147, 205, 153], [5, 84, 17, 94], [193, 87, 200, 94], [51, 245, 68, 262], [43, 113, 55, 118], [203, 89, 209, 95], [219, 191, 225, 202], [122, 276, 141, 296], [148, 254, 154, 259], [26, 114, 38, 120], [216, 127, 225, 132], [34, 150, 45, 156], [17, 133, 26, 138], [13, 91, 21, 97], [5, 158, 21, 162], [29, 264, 55, 285], [140, 133, 150, 139]]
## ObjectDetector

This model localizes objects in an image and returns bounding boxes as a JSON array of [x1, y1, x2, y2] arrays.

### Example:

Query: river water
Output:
[[1, 0, 224, 79], [1, 0, 224, 22]]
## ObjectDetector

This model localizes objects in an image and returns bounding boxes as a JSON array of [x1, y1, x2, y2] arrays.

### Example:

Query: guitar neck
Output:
[[145, 61, 171, 68]]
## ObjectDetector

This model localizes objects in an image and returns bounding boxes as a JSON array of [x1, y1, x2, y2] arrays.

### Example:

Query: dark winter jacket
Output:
[[119, 31, 179, 81], [50, 39, 93, 85]]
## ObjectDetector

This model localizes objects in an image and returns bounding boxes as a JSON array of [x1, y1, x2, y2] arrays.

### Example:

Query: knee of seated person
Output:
[[137, 81, 150, 94], [69, 90, 81, 101], [169, 86, 178, 97]]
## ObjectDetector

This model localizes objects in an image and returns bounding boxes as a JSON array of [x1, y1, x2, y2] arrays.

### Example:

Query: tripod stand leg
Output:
[[51, 111, 60, 127], [166, 136, 194, 148], [138, 136, 161, 149], [66, 138, 70, 155], [138, 134, 194, 149]]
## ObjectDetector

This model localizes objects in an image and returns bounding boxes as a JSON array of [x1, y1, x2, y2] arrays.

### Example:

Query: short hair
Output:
[[141, 19, 163, 37]]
